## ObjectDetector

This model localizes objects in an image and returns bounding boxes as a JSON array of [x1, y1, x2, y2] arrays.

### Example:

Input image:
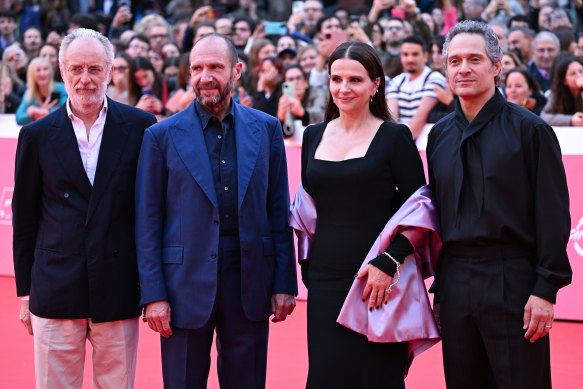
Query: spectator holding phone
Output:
[[16, 57, 67, 125], [133, 56, 163, 115], [277, 64, 326, 129]]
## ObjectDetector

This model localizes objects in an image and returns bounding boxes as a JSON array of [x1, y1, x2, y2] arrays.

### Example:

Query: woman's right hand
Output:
[[277, 95, 291, 121], [357, 264, 394, 311], [27, 105, 51, 120], [571, 112, 583, 126]]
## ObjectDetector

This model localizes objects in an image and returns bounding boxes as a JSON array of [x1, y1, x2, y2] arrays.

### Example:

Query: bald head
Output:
[[192, 33, 238, 67]]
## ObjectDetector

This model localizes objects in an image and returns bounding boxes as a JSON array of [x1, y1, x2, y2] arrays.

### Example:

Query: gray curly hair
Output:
[[442, 20, 503, 85]]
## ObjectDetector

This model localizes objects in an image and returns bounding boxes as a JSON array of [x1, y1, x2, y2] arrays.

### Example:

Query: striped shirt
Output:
[[387, 66, 446, 125]]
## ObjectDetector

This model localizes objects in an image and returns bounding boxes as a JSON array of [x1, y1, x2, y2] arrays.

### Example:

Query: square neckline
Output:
[[312, 122, 385, 163]]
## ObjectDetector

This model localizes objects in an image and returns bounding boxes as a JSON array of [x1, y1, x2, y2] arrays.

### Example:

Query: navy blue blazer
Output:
[[136, 101, 297, 329], [12, 98, 157, 323]]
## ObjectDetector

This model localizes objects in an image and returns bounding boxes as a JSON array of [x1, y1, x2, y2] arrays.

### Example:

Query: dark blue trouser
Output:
[[161, 236, 269, 389]]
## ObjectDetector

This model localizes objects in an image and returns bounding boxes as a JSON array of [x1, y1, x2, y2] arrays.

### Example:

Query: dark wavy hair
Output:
[[548, 53, 583, 114], [324, 41, 391, 121]]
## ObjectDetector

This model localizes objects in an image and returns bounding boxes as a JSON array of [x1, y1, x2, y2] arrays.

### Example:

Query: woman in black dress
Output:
[[300, 41, 426, 388]]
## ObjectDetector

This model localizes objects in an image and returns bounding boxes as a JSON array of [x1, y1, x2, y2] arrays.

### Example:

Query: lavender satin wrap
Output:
[[289, 184, 317, 262], [290, 184, 442, 376], [337, 185, 442, 374]]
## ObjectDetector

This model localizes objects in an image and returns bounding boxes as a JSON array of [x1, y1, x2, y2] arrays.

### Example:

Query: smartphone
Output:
[[282, 82, 296, 137], [264, 21, 288, 36], [142, 87, 154, 96], [325, 30, 349, 51], [292, 1, 304, 14], [282, 82, 295, 98], [118, 0, 131, 9]]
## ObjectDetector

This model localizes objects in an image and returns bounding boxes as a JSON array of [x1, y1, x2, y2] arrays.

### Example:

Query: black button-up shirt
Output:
[[427, 90, 572, 303], [195, 99, 238, 236]]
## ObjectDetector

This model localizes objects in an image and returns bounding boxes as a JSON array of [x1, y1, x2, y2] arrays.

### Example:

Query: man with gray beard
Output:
[[135, 33, 297, 388], [13, 28, 156, 388]]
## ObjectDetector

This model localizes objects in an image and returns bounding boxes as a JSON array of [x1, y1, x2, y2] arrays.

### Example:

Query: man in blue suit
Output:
[[13, 28, 157, 388], [136, 33, 297, 389]]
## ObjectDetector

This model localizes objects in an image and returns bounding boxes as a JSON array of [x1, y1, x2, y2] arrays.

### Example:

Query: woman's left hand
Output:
[[356, 264, 394, 311]]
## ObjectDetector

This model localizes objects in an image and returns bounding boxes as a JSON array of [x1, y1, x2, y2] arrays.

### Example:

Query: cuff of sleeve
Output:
[[369, 255, 397, 277], [531, 277, 558, 304], [21, 295, 30, 301]]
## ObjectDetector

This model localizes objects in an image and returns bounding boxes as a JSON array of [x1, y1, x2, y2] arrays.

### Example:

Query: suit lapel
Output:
[[49, 105, 93, 201], [86, 99, 129, 224], [234, 104, 260, 210], [170, 103, 218, 208]]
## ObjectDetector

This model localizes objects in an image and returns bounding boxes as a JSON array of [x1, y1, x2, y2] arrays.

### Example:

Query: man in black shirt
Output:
[[427, 20, 572, 389]]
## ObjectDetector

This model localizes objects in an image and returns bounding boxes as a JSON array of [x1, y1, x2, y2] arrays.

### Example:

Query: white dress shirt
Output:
[[66, 97, 109, 185]]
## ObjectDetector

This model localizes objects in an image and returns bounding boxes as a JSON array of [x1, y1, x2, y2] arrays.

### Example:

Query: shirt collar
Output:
[[66, 96, 109, 120], [194, 98, 235, 130]]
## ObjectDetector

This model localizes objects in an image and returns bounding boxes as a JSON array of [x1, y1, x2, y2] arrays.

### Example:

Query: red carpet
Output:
[[1, 275, 582, 388]]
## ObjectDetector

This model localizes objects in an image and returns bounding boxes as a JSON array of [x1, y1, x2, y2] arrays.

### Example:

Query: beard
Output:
[[195, 78, 234, 108], [64, 77, 108, 113]]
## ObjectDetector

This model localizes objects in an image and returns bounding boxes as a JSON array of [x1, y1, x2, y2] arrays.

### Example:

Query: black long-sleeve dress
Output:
[[301, 121, 426, 388]]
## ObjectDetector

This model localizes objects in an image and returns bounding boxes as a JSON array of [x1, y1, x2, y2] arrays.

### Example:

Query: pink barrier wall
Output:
[[0, 117, 580, 320]]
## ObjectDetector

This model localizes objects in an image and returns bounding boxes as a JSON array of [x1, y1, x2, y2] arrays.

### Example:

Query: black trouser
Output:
[[439, 246, 551, 389]]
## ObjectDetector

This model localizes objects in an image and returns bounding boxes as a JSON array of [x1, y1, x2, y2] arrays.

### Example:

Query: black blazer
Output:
[[12, 98, 157, 323]]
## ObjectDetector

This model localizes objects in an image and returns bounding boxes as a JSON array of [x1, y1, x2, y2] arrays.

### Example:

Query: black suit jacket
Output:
[[12, 98, 157, 323]]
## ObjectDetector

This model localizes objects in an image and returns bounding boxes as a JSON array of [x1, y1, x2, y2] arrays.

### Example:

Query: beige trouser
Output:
[[30, 314, 139, 389]]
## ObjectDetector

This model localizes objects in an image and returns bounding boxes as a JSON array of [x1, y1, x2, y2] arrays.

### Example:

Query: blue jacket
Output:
[[136, 100, 297, 329]]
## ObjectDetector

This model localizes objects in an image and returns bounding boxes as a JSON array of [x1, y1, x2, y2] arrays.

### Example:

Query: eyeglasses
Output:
[[304, 7, 322, 12], [233, 27, 250, 32], [113, 65, 128, 72], [387, 26, 403, 31], [285, 76, 304, 82], [67, 65, 105, 76], [149, 34, 169, 40], [129, 44, 148, 51]]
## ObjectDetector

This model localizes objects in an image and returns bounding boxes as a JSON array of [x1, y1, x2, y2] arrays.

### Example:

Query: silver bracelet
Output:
[[382, 252, 401, 294]]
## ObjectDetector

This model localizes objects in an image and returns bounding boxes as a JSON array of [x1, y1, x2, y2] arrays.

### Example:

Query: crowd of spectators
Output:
[[2, 0, 583, 136]]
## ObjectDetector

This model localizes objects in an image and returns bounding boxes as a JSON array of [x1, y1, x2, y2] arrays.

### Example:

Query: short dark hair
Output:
[[0, 10, 16, 21], [233, 16, 256, 34], [70, 13, 99, 32], [129, 34, 150, 47], [315, 15, 342, 34], [325, 41, 391, 121], [507, 14, 529, 29], [402, 35, 427, 52], [193, 21, 216, 37]]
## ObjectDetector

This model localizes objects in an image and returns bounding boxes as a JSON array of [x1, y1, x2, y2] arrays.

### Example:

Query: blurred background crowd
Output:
[[1, 0, 583, 136]]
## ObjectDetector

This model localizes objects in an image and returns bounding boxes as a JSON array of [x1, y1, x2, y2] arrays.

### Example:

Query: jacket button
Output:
[[210, 252, 217, 259], [73, 252, 80, 257], [213, 220, 219, 225], [113, 250, 119, 256], [76, 223, 82, 229], [64, 193, 70, 198]]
